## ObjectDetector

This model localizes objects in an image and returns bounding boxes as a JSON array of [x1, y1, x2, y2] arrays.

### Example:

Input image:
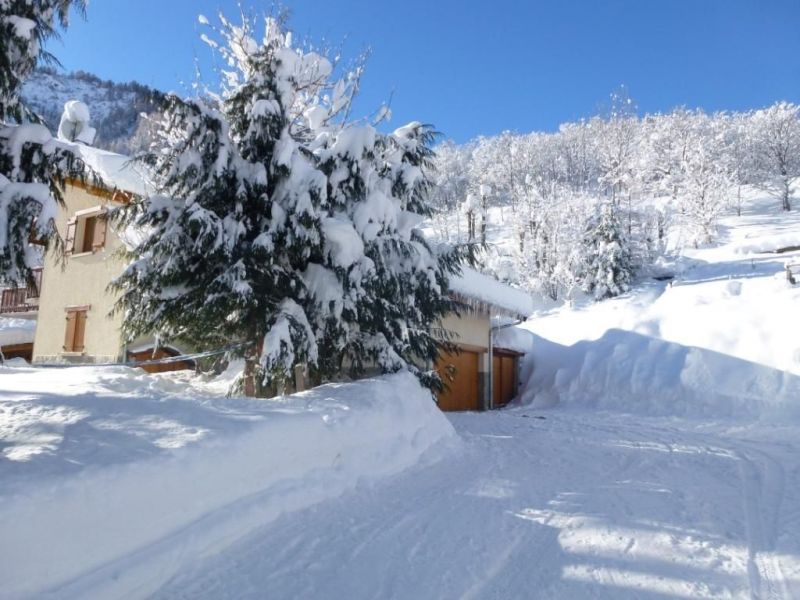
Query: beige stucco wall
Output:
[[439, 310, 490, 351], [33, 184, 126, 363]]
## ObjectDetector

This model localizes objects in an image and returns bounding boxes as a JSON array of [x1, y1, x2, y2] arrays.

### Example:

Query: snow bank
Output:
[[0, 368, 455, 599], [732, 231, 800, 255], [0, 316, 35, 347], [526, 329, 800, 421], [494, 322, 534, 354], [450, 267, 534, 318]]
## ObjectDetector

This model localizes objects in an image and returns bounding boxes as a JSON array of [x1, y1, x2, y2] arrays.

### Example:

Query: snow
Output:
[[134, 190, 800, 600], [0, 366, 454, 598], [0, 316, 35, 347], [62, 99, 90, 124], [3, 192, 800, 599], [450, 266, 535, 318], [58, 100, 96, 145], [321, 216, 365, 268], [147, 411, 800, 599], [66, 142, 152, 196], [515, 193, 800, 420], [6, 16, 36, 40]]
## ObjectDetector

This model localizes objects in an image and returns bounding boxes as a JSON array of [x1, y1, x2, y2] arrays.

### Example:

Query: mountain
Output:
[[20, 68, 166, 155]]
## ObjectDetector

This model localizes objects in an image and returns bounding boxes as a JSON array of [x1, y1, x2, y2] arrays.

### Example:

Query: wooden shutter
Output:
[[64, 311, 77, 351], [65, 218, 77, 254], [501, 356, 515, 405], [63, 309, 87, 352], [81, 217, 96, 253], [92, 212, 107, 250], [73, 310, 86, 351]]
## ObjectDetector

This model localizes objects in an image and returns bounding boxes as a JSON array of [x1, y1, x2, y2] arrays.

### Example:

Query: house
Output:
[[28, 143, 184, 368], [26, 138, 533, 409], [434, 267, 533, 411]]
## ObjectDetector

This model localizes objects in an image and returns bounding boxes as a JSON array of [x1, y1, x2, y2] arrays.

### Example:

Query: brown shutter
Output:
[[81, 217, 96, 253], [73, 310, 86, 351], [65, 218, 77, 254], [64, 312, 77, 351], [92, 213, 107, 250]]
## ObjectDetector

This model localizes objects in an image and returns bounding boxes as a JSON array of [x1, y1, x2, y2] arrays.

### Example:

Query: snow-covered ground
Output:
[[152, 410, 800, 599], [2, 192, 800, 598], [0, 366, 454, 599]]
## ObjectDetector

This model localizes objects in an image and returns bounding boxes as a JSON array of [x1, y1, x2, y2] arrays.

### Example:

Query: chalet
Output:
[[7, 137, 533, 410]]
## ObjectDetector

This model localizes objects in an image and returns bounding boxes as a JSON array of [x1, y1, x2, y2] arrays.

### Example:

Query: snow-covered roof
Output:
[[0, 316, 36, 347], [65, 142, 152, 197], [449, 267, 534, 319]]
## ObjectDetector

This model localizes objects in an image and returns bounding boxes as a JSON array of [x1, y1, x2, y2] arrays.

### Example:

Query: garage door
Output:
[[435, 348, 480, 411], [492, 354, 517, 408]]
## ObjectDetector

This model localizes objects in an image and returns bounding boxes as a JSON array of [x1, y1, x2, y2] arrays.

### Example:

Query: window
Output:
[[63, 307, 88, 352], [65, 208, 107, 255]]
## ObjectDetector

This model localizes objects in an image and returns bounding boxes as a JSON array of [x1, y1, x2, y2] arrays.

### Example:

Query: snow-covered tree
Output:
[[577, 201, 633, 300], [115, 14, 464, 395], [748, 102, 800, 211], [0, 0, 86, 284]]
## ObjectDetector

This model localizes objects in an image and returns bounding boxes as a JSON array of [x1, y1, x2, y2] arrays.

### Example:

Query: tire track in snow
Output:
[[736, 448, 788, 600]]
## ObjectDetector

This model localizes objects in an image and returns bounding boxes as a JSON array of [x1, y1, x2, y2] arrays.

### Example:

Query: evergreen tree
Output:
[[578, 202, 634, 300], [114, 14, 465, 395], [0, 0, 86, 285]]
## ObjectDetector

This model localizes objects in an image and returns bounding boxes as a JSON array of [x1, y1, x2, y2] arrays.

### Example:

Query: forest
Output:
[[428, 93, 800, 299]]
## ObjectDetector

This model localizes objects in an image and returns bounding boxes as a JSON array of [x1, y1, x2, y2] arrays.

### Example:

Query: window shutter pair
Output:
[[64, 210, 107, 255], [64, 310, 87, 352]]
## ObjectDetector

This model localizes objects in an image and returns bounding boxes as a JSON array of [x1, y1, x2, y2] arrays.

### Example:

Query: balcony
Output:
[[0, 268, 42, 314]]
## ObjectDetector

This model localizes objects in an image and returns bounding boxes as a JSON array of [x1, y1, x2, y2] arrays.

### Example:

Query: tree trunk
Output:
[[243, 339, 263, 397], [737, 185, 742, 217]]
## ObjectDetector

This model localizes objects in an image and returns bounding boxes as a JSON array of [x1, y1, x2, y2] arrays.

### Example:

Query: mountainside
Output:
[[20, 68, 165, 154]]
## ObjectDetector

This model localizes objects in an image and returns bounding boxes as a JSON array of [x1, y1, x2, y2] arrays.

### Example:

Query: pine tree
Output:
[[578, 202, 634, 300], [114, 14, 465, 395], [0, 0, 86, 285], [314, 120, 467, 391]]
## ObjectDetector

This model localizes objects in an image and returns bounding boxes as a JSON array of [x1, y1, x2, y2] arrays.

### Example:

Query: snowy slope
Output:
[[519, 190, 800, 419], [0, 365, 455, 599]]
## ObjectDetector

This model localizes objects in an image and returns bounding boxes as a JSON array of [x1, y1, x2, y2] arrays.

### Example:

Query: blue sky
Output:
[[51, 0, 800, 143]]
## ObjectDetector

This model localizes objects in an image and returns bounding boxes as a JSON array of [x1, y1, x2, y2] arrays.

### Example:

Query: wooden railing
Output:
[[0, 267, 42, 313]]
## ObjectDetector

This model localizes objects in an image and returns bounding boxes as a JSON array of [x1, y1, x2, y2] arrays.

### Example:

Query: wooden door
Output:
[[435, 348, 480, 411], [492, 354, 517, 408], [501, 356, 516, 406]]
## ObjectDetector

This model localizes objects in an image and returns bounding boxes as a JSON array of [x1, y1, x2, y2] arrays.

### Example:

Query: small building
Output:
[[434, 267, 533, 411], [30, 144, 176, 367]]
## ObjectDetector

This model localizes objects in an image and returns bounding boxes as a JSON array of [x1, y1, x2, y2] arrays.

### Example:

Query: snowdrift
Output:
[[0, 369, 455, 599], [526, 330, 800, 420]]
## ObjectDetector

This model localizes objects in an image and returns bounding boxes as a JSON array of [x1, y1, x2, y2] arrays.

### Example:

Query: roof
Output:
[[64, 142, 152, 197], [449, 267, 534, 319]]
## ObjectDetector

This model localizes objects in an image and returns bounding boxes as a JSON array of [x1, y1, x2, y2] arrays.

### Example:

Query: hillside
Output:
[[20, 68, 165, 154], [520, 188, 800, 417]]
